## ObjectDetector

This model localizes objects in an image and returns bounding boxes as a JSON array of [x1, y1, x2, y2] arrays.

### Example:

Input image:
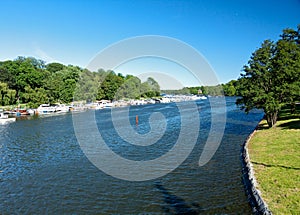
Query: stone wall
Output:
[[241, 127, 272, 215]]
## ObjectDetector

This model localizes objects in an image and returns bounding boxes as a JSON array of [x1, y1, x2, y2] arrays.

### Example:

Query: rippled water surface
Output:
[[0, 97, 263, 214]]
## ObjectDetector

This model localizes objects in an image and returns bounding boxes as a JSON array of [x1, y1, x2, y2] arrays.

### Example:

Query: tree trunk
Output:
[[290, 102, 296, 114], [266, 111, 278, 128]]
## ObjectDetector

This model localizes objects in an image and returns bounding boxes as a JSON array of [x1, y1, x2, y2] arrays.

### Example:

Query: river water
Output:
[[0, 97, 263, 214]]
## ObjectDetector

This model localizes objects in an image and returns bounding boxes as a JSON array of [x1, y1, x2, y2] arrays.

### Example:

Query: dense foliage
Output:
[[161, 83, 239, 97], [236, 25, 300, 127], [0, 57, 160, 108]]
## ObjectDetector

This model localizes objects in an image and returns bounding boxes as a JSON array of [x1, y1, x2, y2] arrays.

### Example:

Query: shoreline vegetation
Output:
[[0, 56, 239, 111], [248, 106, 300, 214], [0, 94, 208, 117]]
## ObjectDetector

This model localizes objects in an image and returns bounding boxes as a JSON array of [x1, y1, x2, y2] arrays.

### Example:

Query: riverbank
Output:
[[248, 115, 300, 214], [0, 95, 207, 117]]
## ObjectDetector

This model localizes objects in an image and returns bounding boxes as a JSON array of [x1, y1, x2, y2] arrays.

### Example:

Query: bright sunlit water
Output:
[[0, 97, 263, 214]]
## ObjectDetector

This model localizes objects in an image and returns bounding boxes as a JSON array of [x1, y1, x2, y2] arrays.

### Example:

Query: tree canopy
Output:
[[0, 57, 161, 108], [236, 25, 300, 127]]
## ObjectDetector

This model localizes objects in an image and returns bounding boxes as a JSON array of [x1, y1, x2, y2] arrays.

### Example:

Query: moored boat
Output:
[[16, 109, 30, 115], [0, 112, 16, 124], [27, 109, 36, 115], [36, 104, 71, 115], [55, 104, 71, 113], [36, 104, 57, 114]]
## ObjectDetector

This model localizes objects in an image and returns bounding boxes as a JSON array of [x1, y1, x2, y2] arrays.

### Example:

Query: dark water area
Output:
[[0, 97, 263, 214]]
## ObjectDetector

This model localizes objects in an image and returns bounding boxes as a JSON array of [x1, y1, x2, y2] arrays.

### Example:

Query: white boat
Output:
[[0, 112, 16, 124], [94, 102, 104, 110], [190, 95, 207, 100], [36, 104, 57, 114], [160, 97, 171, 103], [96, 100, 113, 109], [55, 104, 70, 113], [27, 109, 36, 115], [104, 102, 114, 108], [197, 95, 208, 100]]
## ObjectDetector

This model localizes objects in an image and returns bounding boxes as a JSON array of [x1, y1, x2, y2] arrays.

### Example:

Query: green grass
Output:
[[248, 109, 300, 214]]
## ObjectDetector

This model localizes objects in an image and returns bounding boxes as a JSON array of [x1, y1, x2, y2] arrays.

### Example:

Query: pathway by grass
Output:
[[248, 109, 300, 214]]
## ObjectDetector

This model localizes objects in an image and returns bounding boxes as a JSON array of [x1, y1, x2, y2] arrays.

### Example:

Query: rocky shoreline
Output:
[[241, 125, 272, 215]]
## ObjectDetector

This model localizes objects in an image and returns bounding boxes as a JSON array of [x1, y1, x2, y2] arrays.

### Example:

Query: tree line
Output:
[[161, 80, 240, 97], [0, 57, 160, 108]]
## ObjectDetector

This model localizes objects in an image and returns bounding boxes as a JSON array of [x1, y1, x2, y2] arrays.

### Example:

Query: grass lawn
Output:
[[248, 109, 300, 214]]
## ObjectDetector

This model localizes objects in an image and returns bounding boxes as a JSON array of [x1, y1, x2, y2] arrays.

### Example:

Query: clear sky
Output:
[[0, 0, 299, 86]]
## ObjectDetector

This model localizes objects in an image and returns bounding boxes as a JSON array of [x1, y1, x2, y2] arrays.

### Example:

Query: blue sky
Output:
[[1, 0, 299, 87]]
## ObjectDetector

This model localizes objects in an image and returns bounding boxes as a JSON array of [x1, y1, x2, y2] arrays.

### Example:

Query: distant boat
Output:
[[0, 112, 16, 125], [16, 109, 30, 115], [198, 95, 207, 100], [95, 100, 113, 109], [36, 104, 57, 114], [160, 97, 171, 103], [27, 109, 36, 115], [55, 104, 70, 113], [104, 102, 114, 108]]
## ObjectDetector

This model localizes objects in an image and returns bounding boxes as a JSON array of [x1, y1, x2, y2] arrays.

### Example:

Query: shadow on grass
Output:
[[257, 116, 300, 130], [257, 122, 270, 130], [279, 103, 300, 121], [278, 114, 300, 121], [155, 182, 202, 215], [278, 120, 300, 130], [252, 161, 300, 170]]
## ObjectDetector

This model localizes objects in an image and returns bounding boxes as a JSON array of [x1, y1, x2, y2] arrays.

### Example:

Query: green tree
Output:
[[0, 82, 8, 106], [141, 77, 161, 98], [46, 62, 65, 73], [237, 25, 300, 127], [204, 85, 223, 96], [0, 57, 46, 103], [21, 86, 48, 107], [0, 82, 17, 106], [0, 61, 16, 91], [74, 69, 101, 102], [116, 76, 141, 99], [223, 80, 237, 96], [237, 40, 279, 127], [187, 87, 199, 95], [43, 65, 80, 103], [146, 77, 160, 92], [273, 26, 300, 113], [200, 86, 206, 95], [97, 71, 124, 100], [140, 82, 152, 97], [5, 89, 16, 105]]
